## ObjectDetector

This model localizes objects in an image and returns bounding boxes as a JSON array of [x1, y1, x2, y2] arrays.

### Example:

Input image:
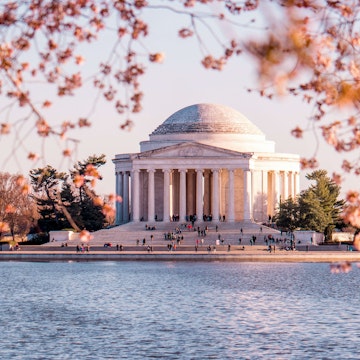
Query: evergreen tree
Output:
[[59, 181, 83, 229], [275, 197, 299, 232], [299, 170, 345, 240], [30, 155, 107, 233], [29, 166, 69, 232], [274, 170, 345, 240], [70, 154, 106, 231], [298, 191, 329, 233], [79, 195, 105, 231]]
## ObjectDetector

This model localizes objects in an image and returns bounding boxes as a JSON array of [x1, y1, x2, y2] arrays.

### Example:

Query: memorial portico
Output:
[[113, 104, 300, 224]]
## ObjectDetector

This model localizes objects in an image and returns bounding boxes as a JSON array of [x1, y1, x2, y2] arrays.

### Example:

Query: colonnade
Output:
[[115, 167, 300, 224]]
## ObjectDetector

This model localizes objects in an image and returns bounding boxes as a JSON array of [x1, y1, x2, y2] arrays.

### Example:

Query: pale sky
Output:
[[0, 4, 357, 198]]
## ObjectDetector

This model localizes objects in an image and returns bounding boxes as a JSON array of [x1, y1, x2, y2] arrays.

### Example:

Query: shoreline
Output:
[[1, 250, 360, 263]]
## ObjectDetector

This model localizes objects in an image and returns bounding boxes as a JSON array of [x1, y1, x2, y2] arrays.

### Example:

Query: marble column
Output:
[[243, 170, 252, 221], [123, 171, 130, 222], [219, 170, 224, 218], [132, 170, 140, 222], [196, 169, 203, 221], [147, 169, 155, 222], [283, 171, 289, 200], [116, 172, 124, 224], [203, 170, 211, 216], [261, 170, 268, 223], [295, 172, 300, 196], [250, 170, 254, 220], [228, 169, 235, 222], [171, 171, 179, 219], [179, 169, 187, 221], [163, 169, 171, 222], [186, 170, 195, 216], [288, 171, 294, 198], [274, 171, 280, 210], [212, 169, 220, 222]]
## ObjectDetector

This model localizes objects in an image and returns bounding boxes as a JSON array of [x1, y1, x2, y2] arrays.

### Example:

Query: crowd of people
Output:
[[65, 222, 296, 254]]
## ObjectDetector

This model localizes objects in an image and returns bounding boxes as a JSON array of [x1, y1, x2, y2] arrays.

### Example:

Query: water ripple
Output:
[[0, 261, 359, 359]]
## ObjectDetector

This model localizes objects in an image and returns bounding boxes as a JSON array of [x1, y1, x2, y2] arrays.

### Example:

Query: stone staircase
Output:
[[44, 221, 281, 248]]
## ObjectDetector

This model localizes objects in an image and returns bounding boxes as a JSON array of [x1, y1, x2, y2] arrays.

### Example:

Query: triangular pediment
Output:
[[136, 142, 252, 159]]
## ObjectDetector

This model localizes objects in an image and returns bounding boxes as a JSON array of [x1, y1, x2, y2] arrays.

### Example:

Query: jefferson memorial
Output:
[[113, 104, 300, 224]]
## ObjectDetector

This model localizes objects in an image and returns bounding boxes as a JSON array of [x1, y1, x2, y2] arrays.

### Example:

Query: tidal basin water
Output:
[[1, 261, 359, 359]]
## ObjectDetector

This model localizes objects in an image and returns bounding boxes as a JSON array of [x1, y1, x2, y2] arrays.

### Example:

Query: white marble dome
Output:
[[140, 103, 275, 153], [151, 103, 264, 135]]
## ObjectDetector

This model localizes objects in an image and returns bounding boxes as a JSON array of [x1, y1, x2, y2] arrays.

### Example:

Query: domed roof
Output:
[[151, 103, 264, 136]]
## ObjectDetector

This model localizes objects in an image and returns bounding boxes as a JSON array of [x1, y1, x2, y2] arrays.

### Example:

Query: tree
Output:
[[275, 197, 299, 232], [70, 154, 106, 202], [30, 155, 109, 232], [1, 1, 360, 225], [274, 170, 345, 240], [298, 170, 345, 240], [0, 172, 37, 241], [70, 154, 108, 230], [77, 195, 105, 231], [30, 165, 69, 231], [298, 190, 330, 233]]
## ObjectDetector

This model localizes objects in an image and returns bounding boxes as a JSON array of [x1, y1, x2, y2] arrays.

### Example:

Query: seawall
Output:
[[1, 250, 360, 263]]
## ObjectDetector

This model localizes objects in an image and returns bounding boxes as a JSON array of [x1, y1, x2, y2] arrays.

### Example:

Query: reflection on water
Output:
[[0, 261, 359, 359]]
